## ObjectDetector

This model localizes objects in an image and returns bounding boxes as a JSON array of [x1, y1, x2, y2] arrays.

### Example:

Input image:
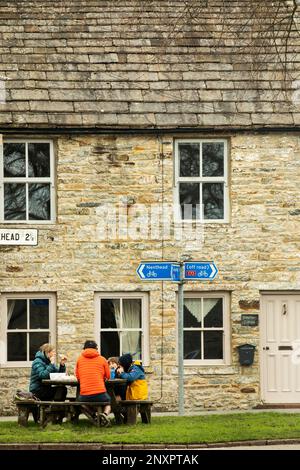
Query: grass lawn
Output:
[[0, 413, 300, 444]]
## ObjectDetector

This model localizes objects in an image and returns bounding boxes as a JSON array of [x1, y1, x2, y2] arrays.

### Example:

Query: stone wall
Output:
[[0, 132, 299, 414]]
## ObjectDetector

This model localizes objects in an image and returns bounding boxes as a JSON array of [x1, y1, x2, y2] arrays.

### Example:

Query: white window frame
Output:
[[95, 292, 149, 366], [0, 139, 56, 223], [174, 139, 229, 223], [0, 293, 56, 368], [178, 292, 231, 366]]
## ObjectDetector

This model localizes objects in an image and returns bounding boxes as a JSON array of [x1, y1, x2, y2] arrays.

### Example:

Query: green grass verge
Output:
[[1, 413, 300, 444]]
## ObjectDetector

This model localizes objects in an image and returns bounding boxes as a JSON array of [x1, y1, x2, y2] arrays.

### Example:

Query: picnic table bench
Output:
[[15, 398, 153, 427], [38, 399, 153, 427], [15, 400, 40, 427], [15, 399, 111, 427], [39, 401, 112, 428], [15, 378, 153, 427]]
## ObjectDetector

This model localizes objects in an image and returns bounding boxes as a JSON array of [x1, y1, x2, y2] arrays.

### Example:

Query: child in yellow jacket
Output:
[[116, 353, 148, 400]]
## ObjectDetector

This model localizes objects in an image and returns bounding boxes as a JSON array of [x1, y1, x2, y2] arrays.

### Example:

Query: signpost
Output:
[[137, 259, 218, 416], [177, 263, 185, 416]]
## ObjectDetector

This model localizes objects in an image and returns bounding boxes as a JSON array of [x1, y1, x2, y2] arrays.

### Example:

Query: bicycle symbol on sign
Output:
[[147, 270, 157, 278]]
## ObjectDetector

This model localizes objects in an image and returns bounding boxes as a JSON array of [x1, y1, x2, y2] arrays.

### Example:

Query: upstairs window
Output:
[[0, 141, 55, 222], [175, 139, 229, 222]]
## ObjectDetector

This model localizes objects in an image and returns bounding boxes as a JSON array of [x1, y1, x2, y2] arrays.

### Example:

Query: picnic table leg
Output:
[[114, 410, 123, 425], [50, 406, 59, 424], [139, 403, 151, 424], [68, 405, 79, 424], [39, 405, 47, 428], [96, 406, 101, 427], [126, 405, 138, 425], [112, 401, 123, 424], [31, 405, 40, 424], [18, 406, 29, 427], [53, 409, 65, 424], [80, 405, 97, 426]]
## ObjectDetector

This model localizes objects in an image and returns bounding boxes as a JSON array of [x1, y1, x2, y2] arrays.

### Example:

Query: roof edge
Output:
[[0, 126, 299, 135]]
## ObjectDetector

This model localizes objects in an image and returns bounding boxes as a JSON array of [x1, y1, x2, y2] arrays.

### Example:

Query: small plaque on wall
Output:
[[0, 229, 38, 246], [241, 314, 259, 327]]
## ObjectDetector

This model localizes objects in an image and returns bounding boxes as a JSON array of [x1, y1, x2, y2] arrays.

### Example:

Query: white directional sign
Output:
[[184, 262, 218, 280], [0, 229, 38, 246]]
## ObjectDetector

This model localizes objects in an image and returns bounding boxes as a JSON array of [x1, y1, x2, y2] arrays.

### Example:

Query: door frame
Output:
[[260, 291, 300, 403]]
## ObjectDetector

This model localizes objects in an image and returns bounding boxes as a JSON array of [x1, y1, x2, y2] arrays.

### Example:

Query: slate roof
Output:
[[0, 0, 299, 130]]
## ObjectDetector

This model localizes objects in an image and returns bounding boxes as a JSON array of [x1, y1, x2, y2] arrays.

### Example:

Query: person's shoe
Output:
[[99, 412, 111, 427]]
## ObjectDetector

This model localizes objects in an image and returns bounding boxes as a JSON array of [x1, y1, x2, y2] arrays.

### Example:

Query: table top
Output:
[[106, 379, 127, 385], [42, 379, 78, 386], [42, 378, 127, 386]]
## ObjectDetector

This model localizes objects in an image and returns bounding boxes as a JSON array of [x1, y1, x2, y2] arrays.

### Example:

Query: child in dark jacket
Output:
[[116, 353, 148, 400]]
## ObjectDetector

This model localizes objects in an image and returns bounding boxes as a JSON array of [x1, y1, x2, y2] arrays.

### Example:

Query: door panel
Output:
[[262, 294, 300, 403]]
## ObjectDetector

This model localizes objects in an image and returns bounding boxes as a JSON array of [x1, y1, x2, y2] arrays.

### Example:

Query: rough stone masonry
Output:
[[0, 132, 299, 415]]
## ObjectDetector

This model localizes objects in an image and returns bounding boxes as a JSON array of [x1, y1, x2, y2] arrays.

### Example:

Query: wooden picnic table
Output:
[[16, 378, 152, 426], [41, 378, 128, 424]]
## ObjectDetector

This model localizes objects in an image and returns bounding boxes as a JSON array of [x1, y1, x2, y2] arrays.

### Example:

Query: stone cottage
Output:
[[0, 1, 299, 414]]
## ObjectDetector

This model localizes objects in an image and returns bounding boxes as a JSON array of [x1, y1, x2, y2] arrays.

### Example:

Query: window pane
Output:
[[7, 299, 27, 329], [3, 143, 26, 177], [179, 143, 200, 177], [100, 331, 120, 358], [28, 143, 50, 177], [123, 299, 141, 329], [204, 299, 223, 327], [4, 183, 26, 220], [30, 332, 49, 360], [122, 331, 141, 359], [184, 330, 201, 359], [204, 331, 223, 359], [101, 299, 121, 329], [179, 182, 200, 220], [28, 183, 50, 220], [184, 299, 202, 327], [202, 142, 224, 177], [203, 183, 224, 220], [7, 333, 27, 361], [30, 299, 49, 329]]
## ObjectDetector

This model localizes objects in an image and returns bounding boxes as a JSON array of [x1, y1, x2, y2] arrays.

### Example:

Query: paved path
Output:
[[207, 444, 300, 450]]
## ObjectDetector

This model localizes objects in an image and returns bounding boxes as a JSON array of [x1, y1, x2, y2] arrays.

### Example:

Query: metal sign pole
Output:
[[178, 262, 185, 416], [136, 259, 218, 417]]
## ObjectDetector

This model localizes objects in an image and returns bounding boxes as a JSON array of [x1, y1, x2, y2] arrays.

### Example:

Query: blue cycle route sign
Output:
[[184, 262, 218, 280], [137, 262, 180, 281]]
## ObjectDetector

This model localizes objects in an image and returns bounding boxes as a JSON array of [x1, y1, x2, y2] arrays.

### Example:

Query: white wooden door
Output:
[[261, 294, 300, 403]]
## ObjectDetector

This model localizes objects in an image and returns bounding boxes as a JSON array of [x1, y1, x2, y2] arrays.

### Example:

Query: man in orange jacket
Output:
[[75, 340, 111, 425]]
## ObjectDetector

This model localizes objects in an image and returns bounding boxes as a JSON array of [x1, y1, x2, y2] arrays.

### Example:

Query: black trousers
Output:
[[113, 384, 127, 400], [35, 385, 67, 401]]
